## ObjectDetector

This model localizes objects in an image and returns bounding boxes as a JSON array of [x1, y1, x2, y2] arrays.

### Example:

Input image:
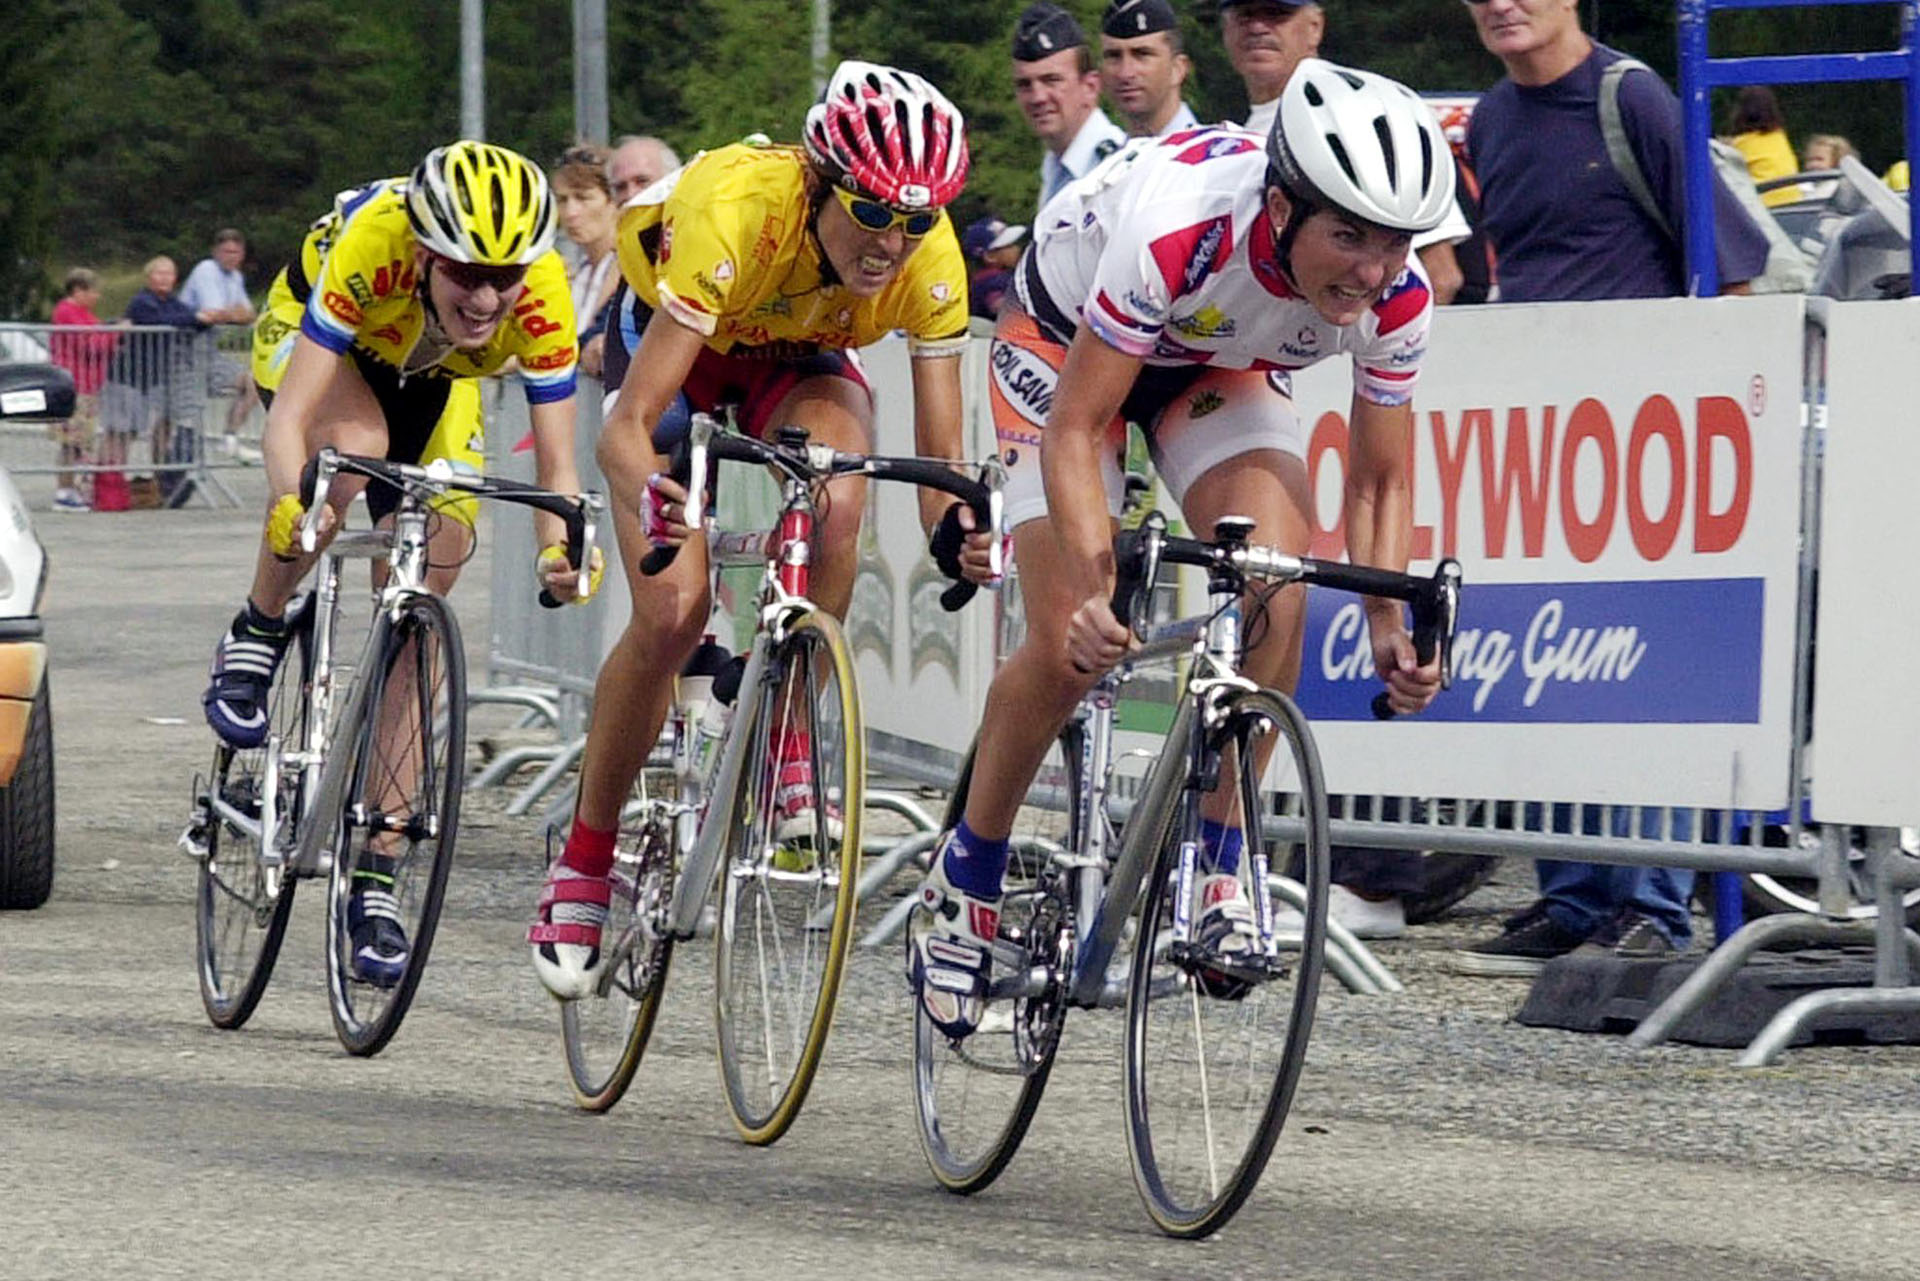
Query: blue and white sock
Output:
[[1201, 818, 1244, 877], [942, 818, 1010, 899]]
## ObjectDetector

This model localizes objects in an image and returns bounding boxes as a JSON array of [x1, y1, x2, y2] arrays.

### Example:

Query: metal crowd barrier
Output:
[[0, 321, 259, 509], [472, 375, 617, 826]]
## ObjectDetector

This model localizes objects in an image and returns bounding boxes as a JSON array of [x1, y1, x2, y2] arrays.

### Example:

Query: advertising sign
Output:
[[1296, 297, 1803, 806]]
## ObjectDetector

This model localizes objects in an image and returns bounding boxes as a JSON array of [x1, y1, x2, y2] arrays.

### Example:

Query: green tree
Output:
[[0, 0, 59, 313]]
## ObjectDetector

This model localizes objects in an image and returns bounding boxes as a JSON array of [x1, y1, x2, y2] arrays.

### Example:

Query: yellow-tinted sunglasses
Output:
[[832, 186, 941, 238]]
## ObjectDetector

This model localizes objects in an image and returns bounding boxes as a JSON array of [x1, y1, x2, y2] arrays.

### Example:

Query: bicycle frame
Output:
[[653, 411, 1006, 940], [1004, 515, 1461, 1010], [664, 465, 823, 940]]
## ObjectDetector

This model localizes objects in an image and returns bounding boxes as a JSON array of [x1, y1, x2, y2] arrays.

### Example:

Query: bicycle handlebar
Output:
[[1111, 513, 1462, 720], [639, 413, 1006, 612], [297, 448, 604, 608]]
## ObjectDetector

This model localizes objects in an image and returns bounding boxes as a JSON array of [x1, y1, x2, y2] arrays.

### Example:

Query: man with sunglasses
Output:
[[909, 61, 1456, 1039], [203, 140, 592, 986], [528, 61, 999, 1000]]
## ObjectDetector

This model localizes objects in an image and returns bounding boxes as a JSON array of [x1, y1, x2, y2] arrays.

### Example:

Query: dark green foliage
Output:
[[6, 0, 1914, 316]]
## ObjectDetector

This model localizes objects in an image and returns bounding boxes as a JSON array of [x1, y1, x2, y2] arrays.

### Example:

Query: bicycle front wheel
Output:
[[561, 810, 677, 1111], [196, 601, 312, 1029], [1124, 687, 1329, 1238], [912, 728, 1078, 1194], [324, 593, 466, 1057], [712, 609, 863, 1144]]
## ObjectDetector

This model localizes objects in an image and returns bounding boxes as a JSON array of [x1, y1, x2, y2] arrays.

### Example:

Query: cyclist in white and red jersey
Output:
[[910, 59, 1456, 1037]]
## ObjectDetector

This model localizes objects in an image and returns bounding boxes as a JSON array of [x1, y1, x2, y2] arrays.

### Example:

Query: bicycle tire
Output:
[[560, 809, 678, 1111], [324, 593, 465, 1057], [712, 609, 863, 1144], [195, 604, 312, 1029], [1123, 686, 1329, 1239], [911, 727, 1079, 1194]]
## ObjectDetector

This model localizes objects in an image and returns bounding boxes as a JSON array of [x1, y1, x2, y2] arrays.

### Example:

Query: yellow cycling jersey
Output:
[[614, 142, 969, 359], [291, 178, 578, 404]]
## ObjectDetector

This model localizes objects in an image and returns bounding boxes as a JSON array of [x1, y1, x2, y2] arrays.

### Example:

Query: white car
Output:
[[0, 363, 60, 909]]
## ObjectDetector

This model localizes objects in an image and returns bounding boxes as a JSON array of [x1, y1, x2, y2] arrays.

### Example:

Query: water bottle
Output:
[[680, 634, 730, 716], [691, 652, 747, 782]]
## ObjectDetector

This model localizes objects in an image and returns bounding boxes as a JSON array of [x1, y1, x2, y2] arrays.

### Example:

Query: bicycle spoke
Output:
[[714, 613, 862, 1144], [326, 596, 464, 1057], [1125, 689, 1328, 1238]]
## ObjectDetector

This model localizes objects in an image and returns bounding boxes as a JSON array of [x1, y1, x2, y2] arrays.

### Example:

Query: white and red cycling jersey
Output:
[[1015, 125, 1432, 407]]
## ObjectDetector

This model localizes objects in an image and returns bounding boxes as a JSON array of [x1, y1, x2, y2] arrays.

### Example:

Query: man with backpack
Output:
[[1461, 0, 1769, 304], [1450, 0, 1771, 976]]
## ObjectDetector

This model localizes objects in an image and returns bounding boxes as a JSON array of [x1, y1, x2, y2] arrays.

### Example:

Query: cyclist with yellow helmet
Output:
[[202, 141, 593, 986]]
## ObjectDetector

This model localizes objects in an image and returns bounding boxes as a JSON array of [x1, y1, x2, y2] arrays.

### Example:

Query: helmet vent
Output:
[[1304, 82, 1324, 108], [486, 174, 505, 239], [1372, 116, 1397, 188], [1326, 135, 1359, 190]]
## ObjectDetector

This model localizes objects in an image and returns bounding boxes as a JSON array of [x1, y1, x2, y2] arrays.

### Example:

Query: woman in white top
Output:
[[552, 144, 622, 379]]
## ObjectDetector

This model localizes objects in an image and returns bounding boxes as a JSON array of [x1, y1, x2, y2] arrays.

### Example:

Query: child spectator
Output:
[[47, 268, 116, 510], [961, 217, 1028, 320], [1801, 134, 1855, 200]]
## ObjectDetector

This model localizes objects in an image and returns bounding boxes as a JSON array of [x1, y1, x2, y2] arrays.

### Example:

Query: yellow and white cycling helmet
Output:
[[406, 140, 557, 266]]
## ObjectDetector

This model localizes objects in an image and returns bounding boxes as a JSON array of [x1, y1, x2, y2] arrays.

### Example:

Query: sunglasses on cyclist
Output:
[[431, 256, 529, 294], [832, 186, 941, 238]]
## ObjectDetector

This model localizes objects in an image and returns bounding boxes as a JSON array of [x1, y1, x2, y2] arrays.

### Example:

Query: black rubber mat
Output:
[[1515, 946, 1920, 1046]]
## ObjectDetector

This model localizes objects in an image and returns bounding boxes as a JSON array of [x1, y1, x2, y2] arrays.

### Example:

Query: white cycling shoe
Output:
[[907, 835, 1003, 1040], [528, 864, 612, 1000]]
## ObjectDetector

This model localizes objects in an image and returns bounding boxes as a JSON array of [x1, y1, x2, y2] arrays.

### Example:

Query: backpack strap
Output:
[[1598, 58, 1675, 240]]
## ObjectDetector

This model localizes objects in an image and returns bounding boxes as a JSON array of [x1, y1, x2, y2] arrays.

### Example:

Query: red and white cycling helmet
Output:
[[803, 60, 969, 210]]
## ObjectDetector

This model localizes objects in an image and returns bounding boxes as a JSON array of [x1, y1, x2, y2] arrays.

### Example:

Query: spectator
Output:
[[1222, 0, 1323, 137], [608, 134, 681, 204], [1800, 133, 1854, 199], [1451, 0, 1769, 976], [1013, 2, 1126, 209], [961, 217, 1029, 320], [553, 143, 621, 379], [1726, 86, 1799, 208], [47, 268, 115, 511], [1218, 0, 1473, 304], [1100, 0, 1198, 138], [104, 256, 216, 508], [1462, 0, 1768, 306], [180, 227, 260, 458]]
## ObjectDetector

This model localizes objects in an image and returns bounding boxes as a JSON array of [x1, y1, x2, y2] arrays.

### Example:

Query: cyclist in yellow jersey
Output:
[[529, 62, 998, 999], [203, 141, 593, 987]]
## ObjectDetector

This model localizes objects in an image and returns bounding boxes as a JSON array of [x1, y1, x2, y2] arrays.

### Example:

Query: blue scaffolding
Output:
[[1678, 0, 1920, 294]]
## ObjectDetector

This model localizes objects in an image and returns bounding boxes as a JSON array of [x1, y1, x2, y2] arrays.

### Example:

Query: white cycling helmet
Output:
[[1266, 59, 1456, 234]]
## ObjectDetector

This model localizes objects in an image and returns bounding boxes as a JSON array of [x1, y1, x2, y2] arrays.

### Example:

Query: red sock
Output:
[[559, 817, 617, 879]]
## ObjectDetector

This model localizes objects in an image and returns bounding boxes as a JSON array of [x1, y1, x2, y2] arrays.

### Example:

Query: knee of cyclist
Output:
[[620, 604, 709, 666]]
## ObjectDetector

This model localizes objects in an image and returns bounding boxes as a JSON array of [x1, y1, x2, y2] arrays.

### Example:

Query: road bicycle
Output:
[[559, 411, 1004, 1144], [185, 448, 601, 1056], [911, 510, 1460, 1237]]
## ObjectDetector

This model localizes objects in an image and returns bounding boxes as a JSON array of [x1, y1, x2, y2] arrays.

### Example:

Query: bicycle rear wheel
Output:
[[325, 593, 465, 1057], [195, 601, 312, 1029], [911, 728, 1078, 1193], [712, 609, 862, 1144], [560, 809, 677, 1110], [1123, 687, 1329, 1238]]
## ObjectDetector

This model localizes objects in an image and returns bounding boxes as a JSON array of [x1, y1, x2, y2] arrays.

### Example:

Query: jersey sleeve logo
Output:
[[512, 294, 563, 340], [1372, 271, 1430, 338], [1172, 134, 1260, 166], [1149, 216, 1232, 301], [323, 291, 363, 328]]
